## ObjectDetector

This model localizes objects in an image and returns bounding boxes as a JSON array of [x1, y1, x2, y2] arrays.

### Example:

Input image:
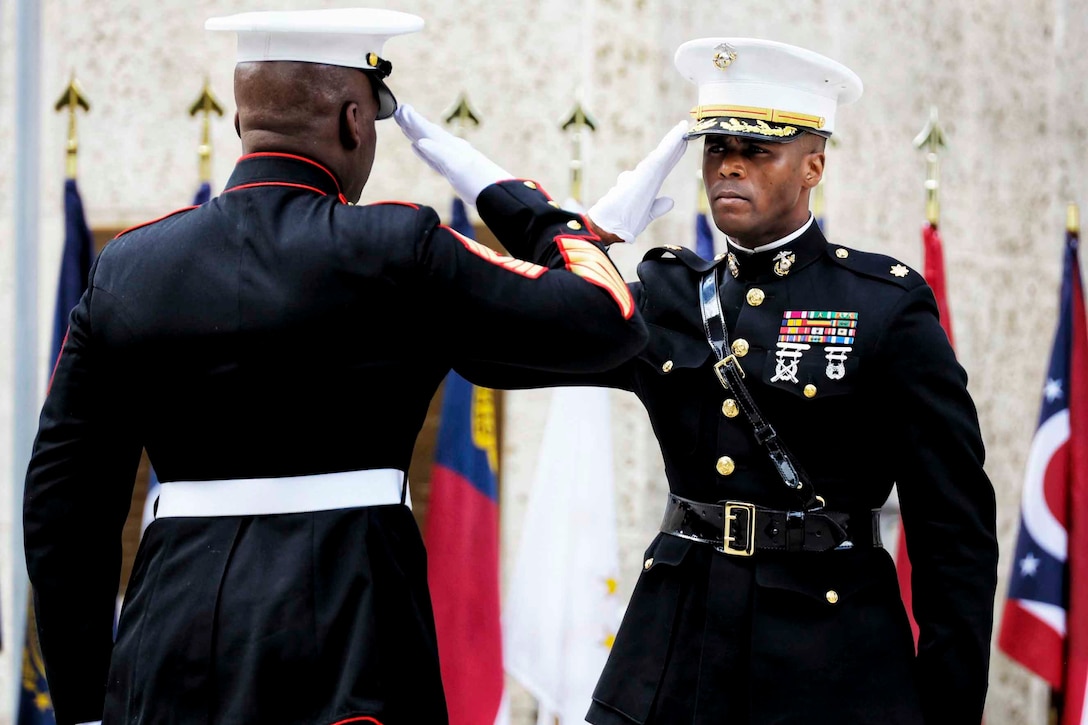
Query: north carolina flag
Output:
[[998, 226, 1088, 725], [424, 198, 507, 725]]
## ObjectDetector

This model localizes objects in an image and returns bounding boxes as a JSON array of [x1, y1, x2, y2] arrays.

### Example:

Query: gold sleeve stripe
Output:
[[556, 237, 635, 319], [689, 104, 825, 130], [444, 226, 547, 279]]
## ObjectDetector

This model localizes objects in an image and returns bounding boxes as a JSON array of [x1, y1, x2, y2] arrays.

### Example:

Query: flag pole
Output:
[[12, 0, 43, 713], [189, 77, 224, 185], [1068, 201, 1080, 236], [912, 105, 946, 227], [560, 98, 597, 207], [53, 72, 90, 180]]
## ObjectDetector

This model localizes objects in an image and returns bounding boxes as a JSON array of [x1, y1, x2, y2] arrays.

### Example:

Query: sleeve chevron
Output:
[[556, 237, 635, 319], [444, 226, 548, 279]]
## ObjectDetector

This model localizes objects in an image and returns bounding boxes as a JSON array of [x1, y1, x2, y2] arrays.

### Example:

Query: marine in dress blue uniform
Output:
[[469, 38, 998, 725], [22, 10, 648, 725]]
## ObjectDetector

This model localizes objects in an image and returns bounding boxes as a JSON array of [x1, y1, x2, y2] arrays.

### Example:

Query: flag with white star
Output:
[[502, 383, 623, 725], [998, 227, 1088, 725]]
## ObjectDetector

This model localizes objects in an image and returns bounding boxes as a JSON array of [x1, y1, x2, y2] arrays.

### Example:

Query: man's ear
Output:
[[234, 112, 241, 139], [803, 151, 825, 189], [339, 101, 361, 151]]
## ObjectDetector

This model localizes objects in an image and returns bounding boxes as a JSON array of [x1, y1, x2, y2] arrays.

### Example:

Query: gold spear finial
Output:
[[189, 77, 225, 184], [913, 106, 947, 226], [1068, 202, 1080, 235], [697, 170, 709, 215], [442, 93, 481, 138], [54, 72, 91, 179], [560, 98, 597, 206]]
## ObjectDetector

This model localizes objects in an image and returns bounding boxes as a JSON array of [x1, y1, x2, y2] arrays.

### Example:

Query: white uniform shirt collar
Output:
[[728, 214, 815, 255]]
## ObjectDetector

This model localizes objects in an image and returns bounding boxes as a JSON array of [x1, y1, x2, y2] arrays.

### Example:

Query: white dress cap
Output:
[[206, 8, 424, 119], [674, 38, 862, 142]]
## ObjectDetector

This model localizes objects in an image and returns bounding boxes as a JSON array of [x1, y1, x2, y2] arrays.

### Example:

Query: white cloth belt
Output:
[[155, 468, 410, 518]]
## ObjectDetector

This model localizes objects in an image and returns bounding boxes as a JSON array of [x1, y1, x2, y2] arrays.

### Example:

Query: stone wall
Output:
[[2, 0, 1085, 722]]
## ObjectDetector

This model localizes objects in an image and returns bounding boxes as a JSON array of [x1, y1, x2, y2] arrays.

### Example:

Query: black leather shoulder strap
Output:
[[699, 268, 818, 509]]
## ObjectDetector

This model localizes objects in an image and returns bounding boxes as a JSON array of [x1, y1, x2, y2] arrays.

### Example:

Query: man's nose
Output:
[[718, 155, 746, 178]]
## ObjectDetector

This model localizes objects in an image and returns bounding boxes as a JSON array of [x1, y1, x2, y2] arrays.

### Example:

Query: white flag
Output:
[[503, 387, 623, 724]]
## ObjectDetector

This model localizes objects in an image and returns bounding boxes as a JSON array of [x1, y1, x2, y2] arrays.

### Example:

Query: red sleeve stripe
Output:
[[556, 237, 635, 319], [113, 206, 199, 240], [370, 201, 421, 209], [47, 328, 69, 394], [442, 225, 548, 279]]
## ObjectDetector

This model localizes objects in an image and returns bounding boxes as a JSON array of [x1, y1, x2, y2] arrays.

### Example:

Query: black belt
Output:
[[661, 493, 883, 556]]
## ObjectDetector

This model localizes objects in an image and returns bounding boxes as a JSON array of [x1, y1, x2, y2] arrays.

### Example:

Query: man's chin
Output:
[[710, 213, 753, 241]]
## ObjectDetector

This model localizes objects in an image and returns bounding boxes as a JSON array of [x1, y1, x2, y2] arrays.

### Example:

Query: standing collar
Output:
[[723, 216, 828, 282], [728, 214, 815, 255], [224, 152, 348, 203]]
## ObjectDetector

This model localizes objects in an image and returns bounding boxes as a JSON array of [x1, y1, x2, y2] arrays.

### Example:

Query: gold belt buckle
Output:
[[713, 355, 745, 390], [722, 501, 756, 556]]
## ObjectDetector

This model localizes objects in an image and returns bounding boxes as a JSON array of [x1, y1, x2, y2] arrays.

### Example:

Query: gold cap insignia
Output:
[[773, 250, 796, 277], [890, 264, 909, 278], [713, 42, 738, 70]]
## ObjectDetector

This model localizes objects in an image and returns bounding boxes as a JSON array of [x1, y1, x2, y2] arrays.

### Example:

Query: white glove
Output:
[[394, 104, 513, 206], [587, 120, 690, 243]]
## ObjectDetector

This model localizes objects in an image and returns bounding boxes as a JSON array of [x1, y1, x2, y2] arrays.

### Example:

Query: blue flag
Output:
[[695, 211, 715, 260], [50, 180, 94, 365], [449, 197, 472, 238], [22, 180, 93, 725], [193, 181, 212, 206]]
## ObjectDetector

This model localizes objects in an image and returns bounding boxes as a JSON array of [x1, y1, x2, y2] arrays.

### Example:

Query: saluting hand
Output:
[[394, 104, 514, 206], [587, 120, 689, 244]]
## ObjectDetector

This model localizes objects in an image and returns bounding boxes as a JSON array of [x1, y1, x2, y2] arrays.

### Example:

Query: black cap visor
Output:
[[366, 74, 397, 120]]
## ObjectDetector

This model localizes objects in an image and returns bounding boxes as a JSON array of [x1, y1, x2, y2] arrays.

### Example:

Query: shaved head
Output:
[[234, 61, 381, 201]]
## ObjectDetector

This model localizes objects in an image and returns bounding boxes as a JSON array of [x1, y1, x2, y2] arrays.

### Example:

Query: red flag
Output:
[[423, 199, 506, 725], [896, 222, 957, 645], [997, 228, 1088, 724]]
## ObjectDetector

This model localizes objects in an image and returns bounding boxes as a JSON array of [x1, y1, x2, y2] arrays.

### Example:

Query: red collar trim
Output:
[[235, 152, 346, 198]]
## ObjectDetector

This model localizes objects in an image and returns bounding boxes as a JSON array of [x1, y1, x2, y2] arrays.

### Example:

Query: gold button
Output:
[[547, 200, 560, 208], [826, 590, 839, 604], [661, 360, 674, 373], [523, 180, 538, 190], [803, 384, 817, 398], [835, 248, 849, 259], [721, 399, 739, 418], [644, 557, 654, 571], [731, 339, 749, 357], [567, 220, 583, 230], [716, 456, 736, 476], [746, 288, 765, 307]]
